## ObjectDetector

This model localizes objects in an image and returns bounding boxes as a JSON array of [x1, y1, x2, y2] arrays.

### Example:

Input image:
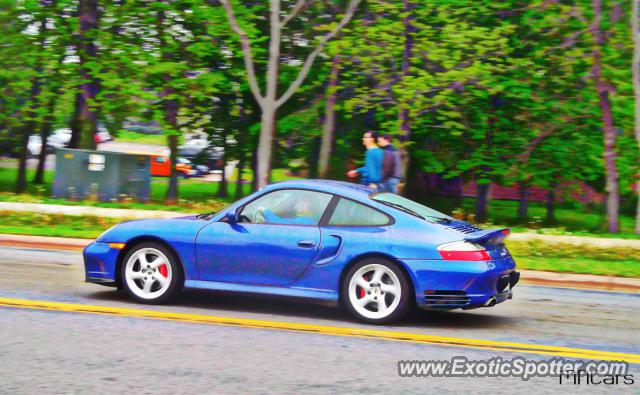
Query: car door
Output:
[[196, 189, 334, 286]]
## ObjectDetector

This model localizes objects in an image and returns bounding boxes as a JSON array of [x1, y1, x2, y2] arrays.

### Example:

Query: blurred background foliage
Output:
[[0, 0, 638, 234]]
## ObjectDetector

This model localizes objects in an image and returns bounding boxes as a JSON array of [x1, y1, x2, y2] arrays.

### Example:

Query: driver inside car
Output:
[[262, 197, 316, 225]]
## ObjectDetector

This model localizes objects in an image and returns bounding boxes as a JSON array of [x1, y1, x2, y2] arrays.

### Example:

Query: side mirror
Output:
[[224, 208, 239, 223]]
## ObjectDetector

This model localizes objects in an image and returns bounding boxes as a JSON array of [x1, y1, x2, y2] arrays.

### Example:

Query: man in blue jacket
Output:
[[347, 131, 384, 190]]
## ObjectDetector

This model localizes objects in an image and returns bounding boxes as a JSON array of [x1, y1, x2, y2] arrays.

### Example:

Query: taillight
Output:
[[437, 241, 491, 261]]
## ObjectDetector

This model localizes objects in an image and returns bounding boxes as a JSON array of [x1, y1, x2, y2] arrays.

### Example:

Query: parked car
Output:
[[48, 128, 72, 149], [178, 144, 224, 171], [27, 135, 42, 157], [180, 157, 210, 176], [149, 154, 198, 178], [122, 120, 163, 135], [95, 126, 113, 143], [84, 180, 519, 324]]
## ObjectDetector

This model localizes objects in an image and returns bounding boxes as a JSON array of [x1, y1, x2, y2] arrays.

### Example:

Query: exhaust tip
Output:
[[484, 297, 496, 307]]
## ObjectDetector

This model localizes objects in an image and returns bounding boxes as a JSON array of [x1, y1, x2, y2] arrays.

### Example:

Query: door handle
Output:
[[297, 240, 316, 248]]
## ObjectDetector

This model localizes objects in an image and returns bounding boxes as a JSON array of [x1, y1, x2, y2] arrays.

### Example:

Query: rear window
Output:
[[371, 192, 453, 223], [328, 198, 390, 226]]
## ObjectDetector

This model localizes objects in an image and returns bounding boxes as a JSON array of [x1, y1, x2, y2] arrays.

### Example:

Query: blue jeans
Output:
[[380, 177, 400, 193]]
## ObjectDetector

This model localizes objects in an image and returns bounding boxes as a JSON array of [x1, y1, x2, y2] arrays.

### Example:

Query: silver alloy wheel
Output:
[[348, 263, 401, 320], [124, 247, 172, 300]]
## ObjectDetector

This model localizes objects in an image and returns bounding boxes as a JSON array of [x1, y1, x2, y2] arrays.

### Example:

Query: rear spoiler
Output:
[[464, 228, 511, 245]]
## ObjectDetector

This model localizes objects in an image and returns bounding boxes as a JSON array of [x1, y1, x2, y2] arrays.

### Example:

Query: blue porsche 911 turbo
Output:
[[84, 179, 519, 324]]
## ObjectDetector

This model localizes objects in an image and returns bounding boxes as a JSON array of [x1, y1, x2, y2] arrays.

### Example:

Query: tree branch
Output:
[[281, 0, 312, 27], [518, 128, 555, 164], [275, 0, 362, 108], [217, 0, 264, 106]]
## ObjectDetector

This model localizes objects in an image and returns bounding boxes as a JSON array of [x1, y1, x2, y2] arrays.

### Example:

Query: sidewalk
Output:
[[0, 202, 185, 219], [1, 233, 638, 293]]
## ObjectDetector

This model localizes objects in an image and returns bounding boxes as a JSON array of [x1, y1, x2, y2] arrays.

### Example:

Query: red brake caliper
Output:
[[358, 274, 369, 298], [158, 263, 168, 278]]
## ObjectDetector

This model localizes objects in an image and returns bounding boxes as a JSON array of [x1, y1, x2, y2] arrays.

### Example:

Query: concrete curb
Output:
[[1, 233, 638, 294], [519, 270, 640, 293], [0, 234, 91, 251]]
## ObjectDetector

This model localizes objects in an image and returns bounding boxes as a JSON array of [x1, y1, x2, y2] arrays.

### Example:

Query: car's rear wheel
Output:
[[121, 242, 181, 304], [342, 259, 411, 324]]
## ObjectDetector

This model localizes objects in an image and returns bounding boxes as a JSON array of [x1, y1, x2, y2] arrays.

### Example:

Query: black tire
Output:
[[120, 242, 182, 304], [342, 258, 412, 325]]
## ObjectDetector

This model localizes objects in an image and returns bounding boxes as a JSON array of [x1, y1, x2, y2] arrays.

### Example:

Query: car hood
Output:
[[96, 216, 207, 243]]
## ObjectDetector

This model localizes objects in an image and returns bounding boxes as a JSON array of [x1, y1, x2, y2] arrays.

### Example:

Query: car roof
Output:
[[262, 179, 374, 200]]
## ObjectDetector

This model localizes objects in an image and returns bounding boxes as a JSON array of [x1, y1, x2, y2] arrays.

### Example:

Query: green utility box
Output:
[[52, 148, 150, 202]]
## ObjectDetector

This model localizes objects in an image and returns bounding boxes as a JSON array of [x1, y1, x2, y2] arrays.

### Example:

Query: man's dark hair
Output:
[[364, 130, 378, 139], [380, 134, 392, 141]]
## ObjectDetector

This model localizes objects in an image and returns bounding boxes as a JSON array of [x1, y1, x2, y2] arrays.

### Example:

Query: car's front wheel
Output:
[[121, 242, 181, 304], [342, 259, 411, 324]]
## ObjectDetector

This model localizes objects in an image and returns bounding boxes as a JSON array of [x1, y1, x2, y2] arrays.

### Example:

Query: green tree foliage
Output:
[[0, 0, 637, 233]]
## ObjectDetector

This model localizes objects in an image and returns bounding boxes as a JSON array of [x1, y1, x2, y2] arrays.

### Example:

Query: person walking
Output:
[[377, 134, 403, 193], [347, 131, 384, 190]]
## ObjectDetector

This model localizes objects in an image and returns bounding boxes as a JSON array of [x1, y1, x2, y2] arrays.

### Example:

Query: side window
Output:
[[240, 189, 333, 226], [328, 198, 390, 226]]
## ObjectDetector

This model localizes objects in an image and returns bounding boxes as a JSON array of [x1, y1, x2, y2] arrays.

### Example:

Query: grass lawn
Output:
[[0, 166, 301, 212], [0, 211, 124, 239], [507, 240, 640, 277], [112, 130, 168, 146], [514, 257, 639, 277]]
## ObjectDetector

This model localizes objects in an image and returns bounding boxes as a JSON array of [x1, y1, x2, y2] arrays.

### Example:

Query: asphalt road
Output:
[[1, 246, 639, 394]]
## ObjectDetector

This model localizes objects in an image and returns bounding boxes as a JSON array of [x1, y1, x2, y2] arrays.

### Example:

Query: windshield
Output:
[[371, 193, 454, 222]]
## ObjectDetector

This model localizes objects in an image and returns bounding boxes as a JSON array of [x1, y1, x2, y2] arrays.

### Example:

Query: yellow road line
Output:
[[1, 297, 638, 363]]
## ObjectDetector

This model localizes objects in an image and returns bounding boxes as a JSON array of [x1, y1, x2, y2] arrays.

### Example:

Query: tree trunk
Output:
[[77, 0, 99, 150], [251, 148, 258, 192], [16, 78, 42, 193], [166, 134, 179, 202], [257, 108, 276, 188], [475, 182, 490, 223], [235, 156, 245, 199], [163, 89, 179, 203], [545, 184, 556, 225], [397, 0, 415, 186], [156, 7, 180, 203], [217, 132, 228, 198], [517, 181, 529, 220], [234, 102, 248, 199], [219, 0, 361, 188], [250, 0, 282, 189], [318, 55, 341, 178], [305, 136, 319, 179], [33, 93, 57, 184], [632, 0, 640, 234], [164, 89, 179, 202], [16, 123, 32, 194], [591, 0, 619, 233], [69, 92, 82, 149]]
